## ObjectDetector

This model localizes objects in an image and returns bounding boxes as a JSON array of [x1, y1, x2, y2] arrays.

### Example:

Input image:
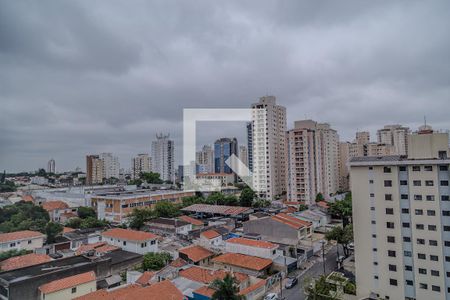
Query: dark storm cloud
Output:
[[0, 0, 449, 172]]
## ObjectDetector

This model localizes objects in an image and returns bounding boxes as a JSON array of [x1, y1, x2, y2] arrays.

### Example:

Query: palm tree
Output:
[[210, 274, 243, 300]]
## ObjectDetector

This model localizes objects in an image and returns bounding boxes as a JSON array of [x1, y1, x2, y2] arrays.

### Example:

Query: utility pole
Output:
[[321, 240, 326, 275]]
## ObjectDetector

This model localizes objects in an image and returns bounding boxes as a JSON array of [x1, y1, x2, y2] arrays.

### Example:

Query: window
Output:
[[420, 283, 428, 290], [384, 167, 392, 173], [444, 211, 450, 216], [27, 240, 31, 244], [424, 166, 433, 171], [447, 272, 450, 277], [413, 180, 421, 186], [388, 264, 397, 272], [425, 180, 434, 186], [429, 240, 438, 246], [387, 222, 395, 229], [418, 253, 426, 259], [371, 220, 376, 224], [404, 251, 412, 257], [389, 279, 397, 286], [403, 237, 411, 242], [441, 180, 449, 186], [440, 165, 449, 171], [431, 270, 439, 276], [373, 262, 378, 265], [71, 287, 77, 294], [151, 240, 156, 245], [9, 243, 15, 247], [388, 250, 396, 257], [401, 194, 408, 199], [419, 268, 427, 274], [370, 193, 375, 197], [442, 195, 450, 201], [372, 234, 377, 238], [374, 275, 378, 279], [385, 194, 392, 201], [430, 255, 439, 261], [386, 208, 394, 215], [429, 225, 437, 231], [426, 195, 435, 201], [402, 208, 409, 214], [445, 241, 450, 247], [405, 265, 413, 271], [416, 224, 424, 230], [399, 166, 407, 171], [412, 166, 420, 171], [123, 241, 126, 246], [403, 222, 411, 228], [444, 226, 450, 231], [406, 280, 413, 286], [414, 195, 422, 201], [387, 236, 395, 243], [371, 207, 375, 211], [432, 285, 440, 292], [400, 180, 408, 186], [417, 238, 425, 245], [369, 167, 373, 170], [384, 180, 392, 187], [415, 209, 423, 215], [369, 180, 374, 184], [446, 256, 450, 262], [373, 248, 378, 252], [427, 210, 436, 216]]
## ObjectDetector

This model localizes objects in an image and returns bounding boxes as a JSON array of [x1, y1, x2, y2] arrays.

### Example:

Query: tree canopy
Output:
[[77, 207, 96, 219], [65, 217, 109, 229], [0, 201, 49, 233], [210, 274, 243, 300], [140, 172, 163, 184], [328, 193, 352, 226], [45, 222, 63, 244], [325, 225, 354, 257], [154, 201, 180, 218], [142, 252, 172, 271], [239, 187, 255, 207]]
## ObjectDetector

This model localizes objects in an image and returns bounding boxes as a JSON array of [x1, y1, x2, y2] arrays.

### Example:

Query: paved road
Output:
[[281, 246, 339, 300]]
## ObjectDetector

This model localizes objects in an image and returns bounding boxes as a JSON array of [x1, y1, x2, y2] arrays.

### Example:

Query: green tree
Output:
[[45, 222, 63, 244], [223, 195, 239, 206], [140, 172, 163, 184], [0, 202, 49, 233], [210, 273, 243, 300], [206, 192, 225, 205], [128, 179, 143, 186], [328, 193, 352, 226], [315, 193, 325, 202], [128, 207, 154, 229], [65, 217, 109, 229], [239, 187, 255, 207], [142, 252, 172, 271], [299, 204, 309, 212], [0, 180, 16, 193], [37, 168, 47, 177], [325, 225, 354, 258], [154, 201, 180, 218], [304, 275, 342, 299], [181, 195, 205, 207], [77, 207, 96, 219], [0, 170, 5, 184], [252, 198, 271, 208]]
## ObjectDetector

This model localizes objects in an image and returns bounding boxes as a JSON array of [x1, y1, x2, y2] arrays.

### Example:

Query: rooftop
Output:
[[39, 271, 96, 294], [271, 213, 311, 229], [181, 204, 253, 216], [179, 245, 214, 263], [0, 230, 45, 243], [102, 228, 158, 242], [194, 286, 216, 298], [226, 237, 277, 249], [239, 279, 266, 296], [75, 242, 119, 255], [92, 189, 193, 200], [179, 215, 204, 226], [147, 218, 189, 227], [0, 253, 52, 271], [42, 200, 70, 211], [200, 230, 221, 239], [212, 253, 272, 271], [179, 266, 248, 284], [135, 271, 155, 286]]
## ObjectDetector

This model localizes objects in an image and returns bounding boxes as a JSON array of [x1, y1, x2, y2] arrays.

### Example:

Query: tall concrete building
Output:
[[100, 153, 120, 179], [339, 142, 350, 191], [251, 96, 287, 200], [86, 155, 103, 185], [350, 125, 450, 300], [132, 154, 151, 179], [47, 158, 55, 174], [286, 120, 340, 204], [196, 145, 214, 174], [214, 138, 238, 174], [377, 125, 410, 155], [239, 145, 249, 167], [246, 122, 254, 172], [151, 134, 175, 182]]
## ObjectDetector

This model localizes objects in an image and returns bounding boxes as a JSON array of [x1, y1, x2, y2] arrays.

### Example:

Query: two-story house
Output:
[[101, 228, 159, 255]]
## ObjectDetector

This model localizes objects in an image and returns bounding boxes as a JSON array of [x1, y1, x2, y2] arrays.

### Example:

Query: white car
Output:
[[264, 293, 279, 300]]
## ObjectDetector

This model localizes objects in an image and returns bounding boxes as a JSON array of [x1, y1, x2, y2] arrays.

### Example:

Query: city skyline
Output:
[[1, 1, 450, 172]]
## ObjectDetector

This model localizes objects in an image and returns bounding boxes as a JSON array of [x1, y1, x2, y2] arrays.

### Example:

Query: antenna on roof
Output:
[[424, 115, 427, 126]]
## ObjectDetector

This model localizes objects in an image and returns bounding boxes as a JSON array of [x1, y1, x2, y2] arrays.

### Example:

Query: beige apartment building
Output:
[[132, 153, 151, 179], [86, 154, 103, 185], [251, 96, 287, 201], [350, 125, 450, 300]]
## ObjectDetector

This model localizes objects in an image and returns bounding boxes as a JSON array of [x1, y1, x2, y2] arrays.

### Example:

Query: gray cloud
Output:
[[0, 0, 449, 172]]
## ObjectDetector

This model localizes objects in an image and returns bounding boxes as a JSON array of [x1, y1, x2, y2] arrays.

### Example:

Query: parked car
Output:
[[264, 293, 279, 300], [285, 276, 298, 289]]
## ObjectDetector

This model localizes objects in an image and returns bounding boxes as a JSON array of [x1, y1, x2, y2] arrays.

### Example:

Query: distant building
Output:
[[151, 133, 175, 182], [196, 173, 235, 186], [246, 122, 253, 172], [41, 200, 77, 222], [251, 96, 287, 200], [214, 138, 238, 174], [178, 245, 214, 266], [86, 155, 103, 185], [0, 230, 45, 253], [225, 237, 278, 260], [377, 124, 410, 155], [47, 159, 55, 174], [196, 145, 214, 174], [102, 228, 159, 255], [212, 253, 272, 277], [38, 271, 96, 300], [145, 218, 192, 235], [132, 154, 151, 179], [100, 153, 120, 179]]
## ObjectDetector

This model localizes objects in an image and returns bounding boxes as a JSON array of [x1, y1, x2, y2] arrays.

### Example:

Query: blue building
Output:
[[214, 138, 238, 174]]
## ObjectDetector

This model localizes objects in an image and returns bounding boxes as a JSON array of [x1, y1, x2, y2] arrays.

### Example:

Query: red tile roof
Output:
[[212, 253, 272, 271], [179, 245, 214, 263], [102, 228, 158, 242], [0, 230, 44, 243], [179, 266, 248, 284], [181, 204, 252, 216], [194, 286, 216, 298], [227, 237, 277, 249], [0, 253, 51, 271], [201, 230, 220, 239], [74, 284, 142, 300], [271, 213, 311, 229], [39, 271, 96, 294], [76, 242, 119, 255], [135, 271, 155, 286], [170, 257, 188, 268], [179, 215, 203, 226], [21, 195, 34, 202], [63, 227, 76, 233], [42, 200, 69, 211], [239, 279, 266, 296], [317, 201, 329, 209]]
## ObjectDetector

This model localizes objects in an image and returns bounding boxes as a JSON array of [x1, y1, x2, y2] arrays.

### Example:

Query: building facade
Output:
[[377, 125, 410, 155], [47, 159, 55, 174], [214, 138, 238, 174], [86, 155, 103, 185], [350, 125, 450, 300], [132, 154, 151, 179], [251, 96, 287, 200], [246, 122, 254, 172], [196, 145, 214, 174], [0, 231, 45, 253], [151, 134, 175, 182]]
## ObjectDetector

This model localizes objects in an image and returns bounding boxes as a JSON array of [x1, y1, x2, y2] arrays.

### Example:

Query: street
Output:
[[280, 245, 339, 300]]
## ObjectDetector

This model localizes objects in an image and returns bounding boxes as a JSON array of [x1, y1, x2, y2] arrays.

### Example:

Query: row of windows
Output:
[[381, 193, 450, 201], [383, 165, 449, 173], [384, 180, 449, 187]]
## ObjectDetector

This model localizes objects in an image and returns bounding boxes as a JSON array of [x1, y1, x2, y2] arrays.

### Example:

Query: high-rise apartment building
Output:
[[86, 155, 103, 185], [214, 138, 238, 174], [246, 122, 253, 172], [350, 125, 450, 300], [132, 154, 151, 179], [339, 142, 350, 191], [196, 145, 214, 174], [377, 125, 410, 155], [239, 145, 248, 167], [100, 153, 120, 179], [151, 134, 175, 182], [47, 158, 55, 174], [251, 96, 287, 200], [286, 120, 340, 204]]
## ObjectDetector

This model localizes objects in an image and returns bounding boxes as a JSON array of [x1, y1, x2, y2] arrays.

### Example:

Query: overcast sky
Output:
[[1, 1, 449, 173]]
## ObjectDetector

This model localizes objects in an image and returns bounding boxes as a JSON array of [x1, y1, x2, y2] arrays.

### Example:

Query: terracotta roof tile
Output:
[[212, 253, 272, 271], [74, 284, 141, 300], [42, 200, 69, 211], [271, 213, 311, 229], [239, 279, 266, 295], [179, 266, 248, 284], [169, 257, 188, 268], [76, 242, 119, 255], [317, 201, 329, 209], [227, 237, 277, 249], [0, 253, 52, 271], [102, 228, 158, 242], [63, 227, 76, 233], [201, 230, 220, 239], [194, 286, 216, 297], [135, 271, 155, 286], [39, 271, 96, 294], [21, 195, 34, 202], [179, 215, 203, 226], [179, 245, 214, 263], [0, 230, 44, 243]]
